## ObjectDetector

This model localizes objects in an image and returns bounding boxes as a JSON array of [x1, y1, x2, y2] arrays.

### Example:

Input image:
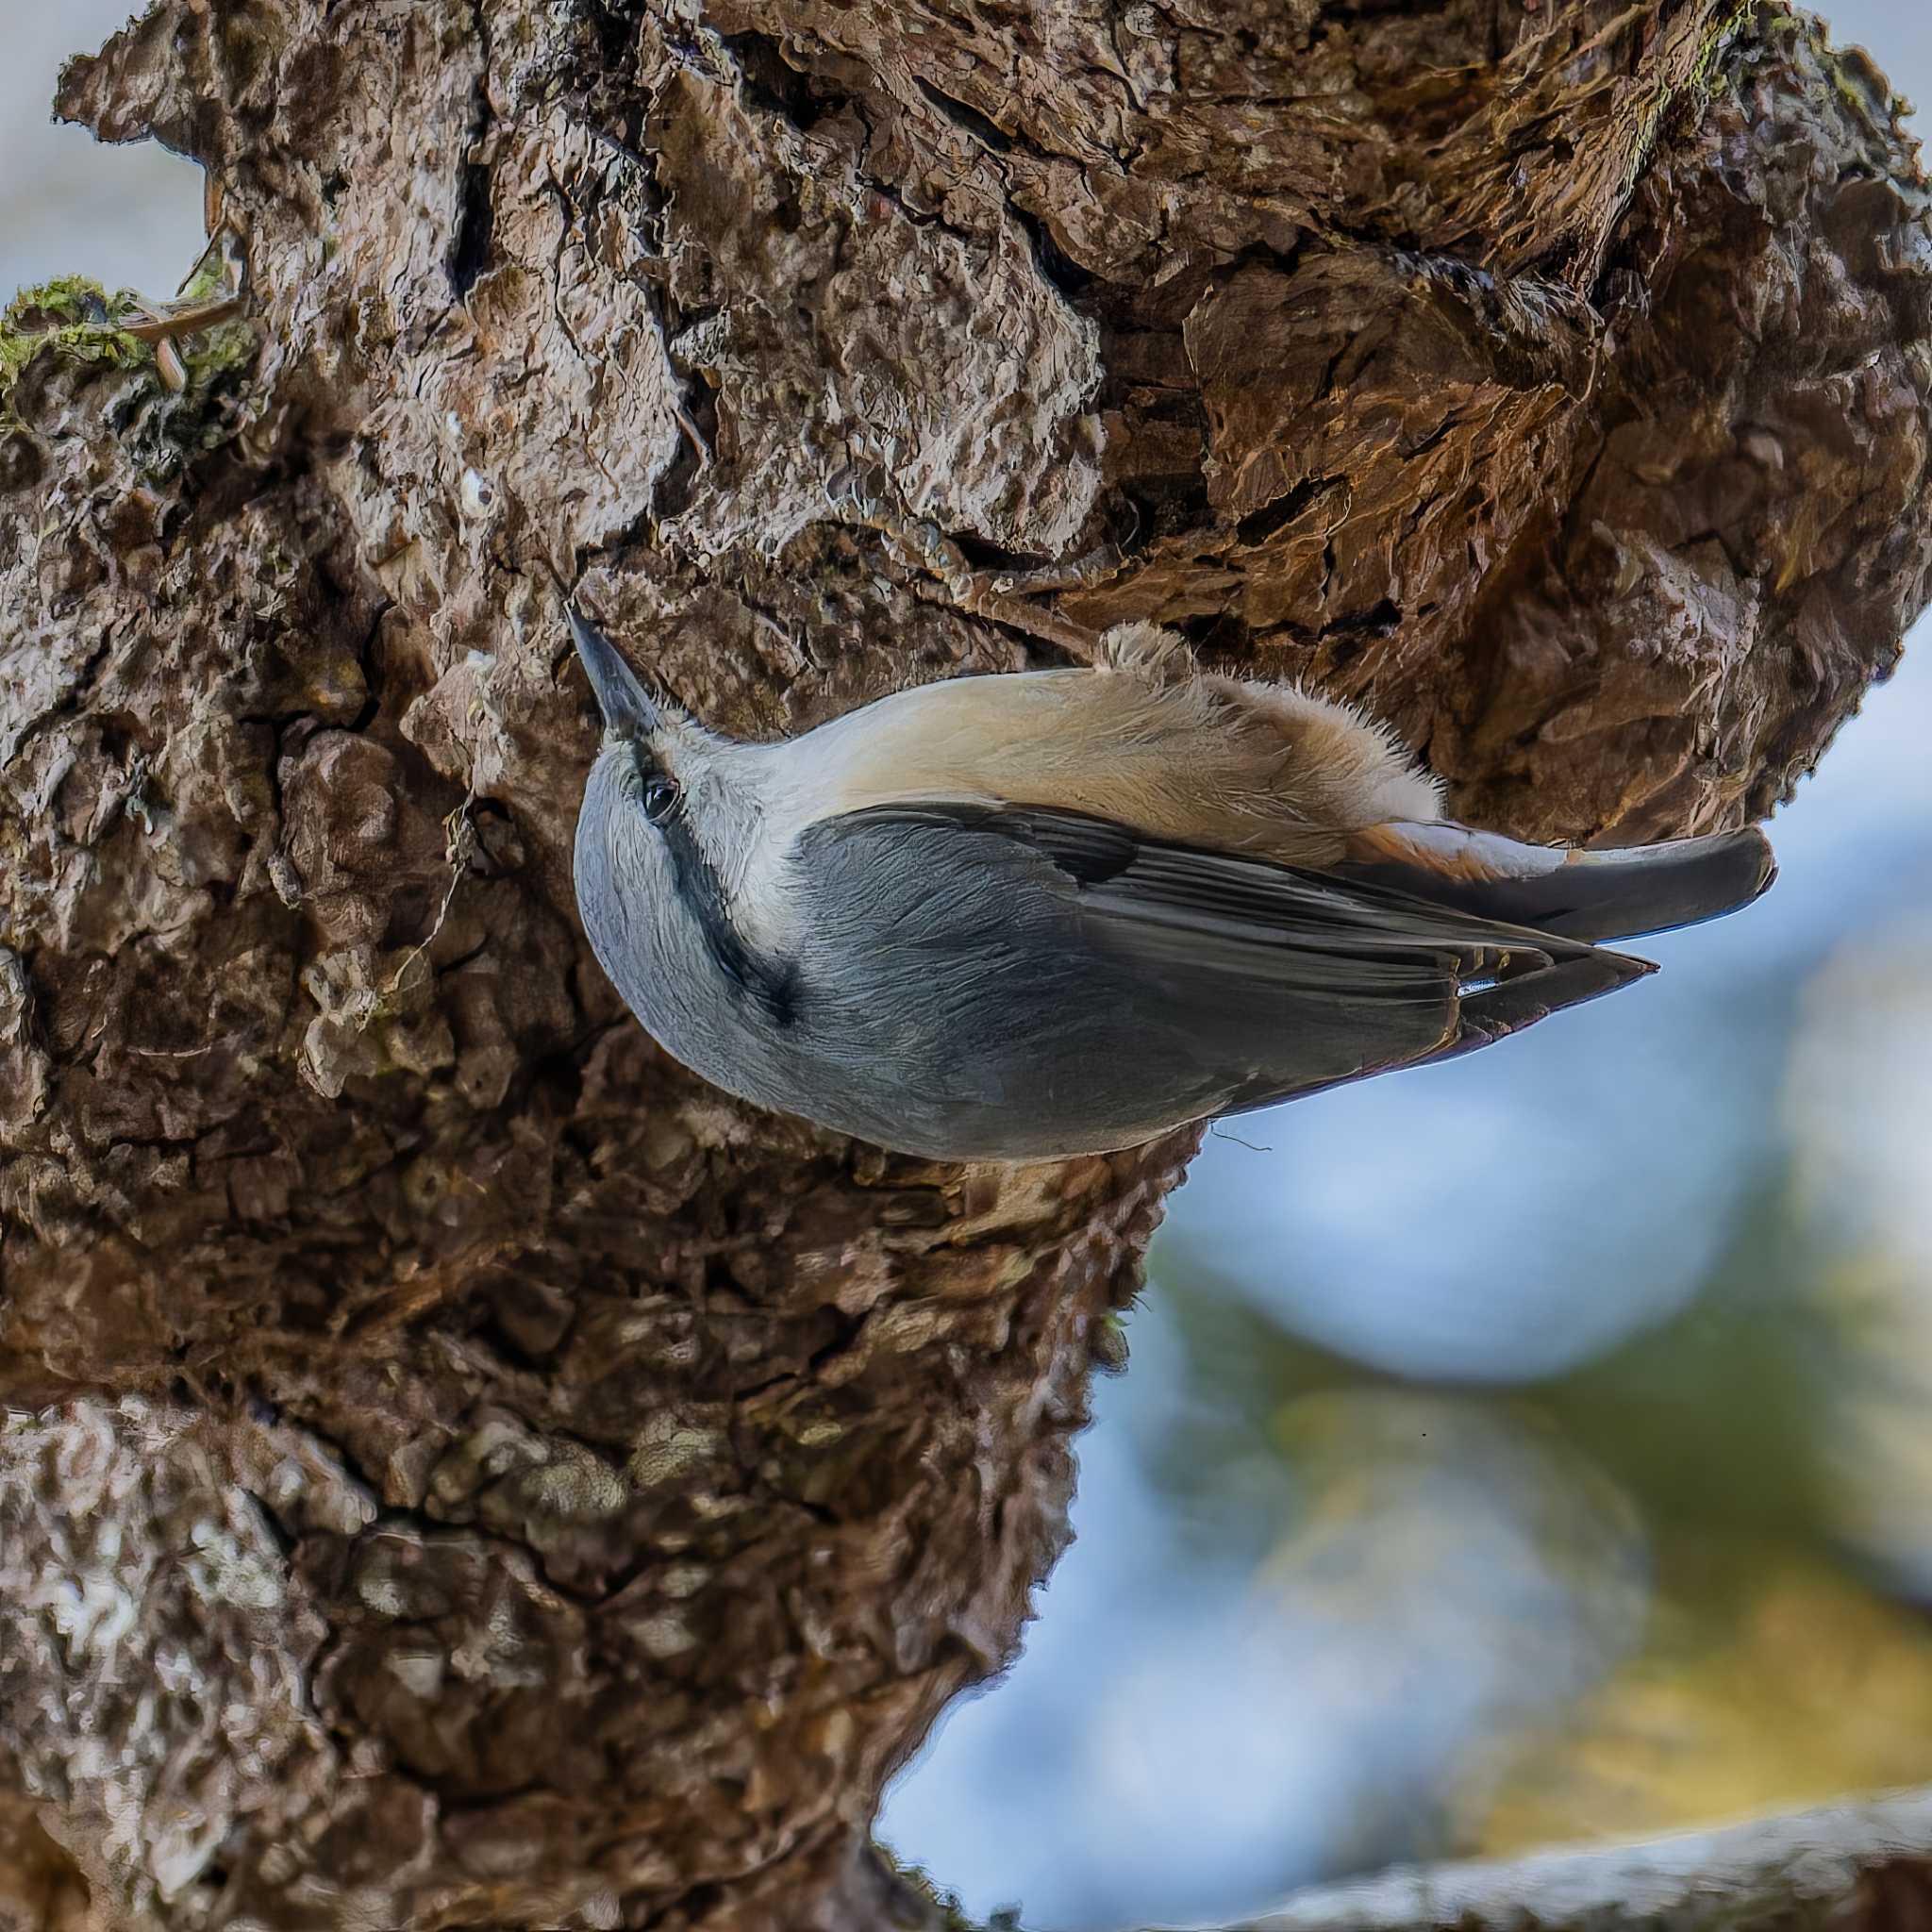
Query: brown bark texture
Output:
[[1, 0, 1929, 1926]]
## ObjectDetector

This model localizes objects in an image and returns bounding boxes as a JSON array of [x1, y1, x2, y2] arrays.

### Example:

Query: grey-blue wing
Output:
[[787, 802, 1649, 1158]]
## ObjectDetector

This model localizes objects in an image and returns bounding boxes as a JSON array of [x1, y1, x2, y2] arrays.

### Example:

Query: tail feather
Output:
[[1341, 822, 1776, 946], [1452, 948, 1654, 1051]]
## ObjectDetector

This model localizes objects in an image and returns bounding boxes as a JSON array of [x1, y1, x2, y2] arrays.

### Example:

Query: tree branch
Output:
[[1177, 1788, 1932, 1932]]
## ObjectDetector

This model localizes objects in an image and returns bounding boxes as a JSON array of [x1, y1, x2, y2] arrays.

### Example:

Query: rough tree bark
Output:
[[1, 1, 1928, 1927]]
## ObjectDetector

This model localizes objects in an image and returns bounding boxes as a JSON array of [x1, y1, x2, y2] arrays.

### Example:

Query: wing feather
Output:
[[788, 800, 1655, 1142], [843, 801, 1636, 1005]]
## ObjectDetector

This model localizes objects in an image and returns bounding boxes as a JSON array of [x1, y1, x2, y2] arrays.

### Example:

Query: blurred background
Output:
[[8, 7, 1932, 1929]]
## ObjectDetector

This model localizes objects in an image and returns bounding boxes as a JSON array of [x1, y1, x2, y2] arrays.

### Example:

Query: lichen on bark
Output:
[[1, 1, 1928, 1927]]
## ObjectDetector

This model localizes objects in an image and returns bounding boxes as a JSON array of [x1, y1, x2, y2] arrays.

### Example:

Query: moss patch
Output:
[[0, 275, 149, 394], [0, 272, 259, 475]]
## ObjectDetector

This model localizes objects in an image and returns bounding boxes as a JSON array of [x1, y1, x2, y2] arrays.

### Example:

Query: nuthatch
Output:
[[567, 608, 1774, 1162]]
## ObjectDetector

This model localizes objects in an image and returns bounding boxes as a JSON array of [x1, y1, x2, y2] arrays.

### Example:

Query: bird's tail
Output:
[[1342, 820, 1776, 945]]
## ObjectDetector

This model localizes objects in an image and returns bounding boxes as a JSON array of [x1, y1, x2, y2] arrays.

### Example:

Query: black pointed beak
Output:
[[567, 604, 660, 739]]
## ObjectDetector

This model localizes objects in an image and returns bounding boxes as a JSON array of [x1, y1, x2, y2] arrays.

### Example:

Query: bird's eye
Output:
[[641, 774, 680, 824]]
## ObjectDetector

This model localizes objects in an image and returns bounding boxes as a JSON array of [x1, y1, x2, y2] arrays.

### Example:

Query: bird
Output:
[[565, 607, 1774, 1164]]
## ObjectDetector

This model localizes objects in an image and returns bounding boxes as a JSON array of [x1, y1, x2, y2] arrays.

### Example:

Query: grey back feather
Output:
[[757, 803, 1646, 1159]]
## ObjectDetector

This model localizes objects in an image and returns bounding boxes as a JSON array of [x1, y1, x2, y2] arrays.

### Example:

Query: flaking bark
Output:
[[1, 2, 1929, 1926]]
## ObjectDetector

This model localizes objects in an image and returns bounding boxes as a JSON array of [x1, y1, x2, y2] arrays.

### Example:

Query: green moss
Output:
[[1618, 0, 1755, 220], [175, 252, 226, 307], [178, 311, 258, 387], [0, 275, 149, 395], [0, 271, 259, 476], [1690, 0, 1754, 96]]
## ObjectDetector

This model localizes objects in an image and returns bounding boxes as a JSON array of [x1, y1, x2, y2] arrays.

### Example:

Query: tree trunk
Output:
[[2, 1, 1928, 1926]]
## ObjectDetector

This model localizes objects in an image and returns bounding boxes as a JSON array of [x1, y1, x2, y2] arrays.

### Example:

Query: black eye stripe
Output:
[[614, 739, 796, 1024], [650, 786, 800, 1026]]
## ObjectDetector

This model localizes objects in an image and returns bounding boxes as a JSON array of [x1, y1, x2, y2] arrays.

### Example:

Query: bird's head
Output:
[[567, 606, 786, 1034], [569, 603, 711, 824]]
